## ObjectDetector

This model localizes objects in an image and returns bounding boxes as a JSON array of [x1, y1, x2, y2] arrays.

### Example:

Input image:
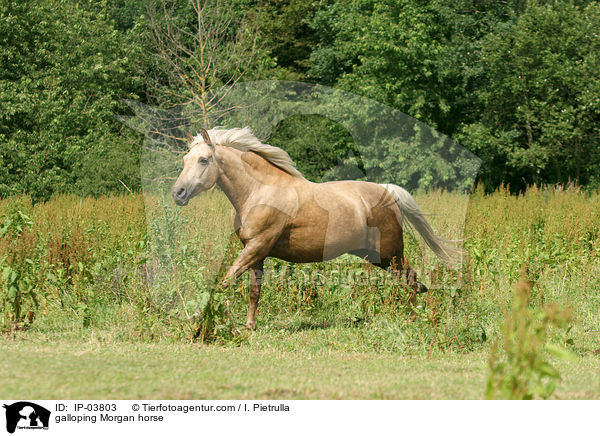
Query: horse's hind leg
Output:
[[378, 256, 427, 319], [352, 250, 427, 316], [407, 269, 428, 294], [246, 259, 264, 330], [380, 257, 428, 294]]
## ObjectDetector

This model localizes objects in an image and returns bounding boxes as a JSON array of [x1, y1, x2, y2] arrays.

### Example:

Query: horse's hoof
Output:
[[244, 322, 257, 331], [416, 281, 428, 294]]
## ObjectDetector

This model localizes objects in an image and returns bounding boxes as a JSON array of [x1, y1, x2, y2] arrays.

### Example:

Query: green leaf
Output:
[[536, 362, 560, 380], [7, 285, 18, 300], [547, 344, 577, 362], [2, 266, 12, 281]]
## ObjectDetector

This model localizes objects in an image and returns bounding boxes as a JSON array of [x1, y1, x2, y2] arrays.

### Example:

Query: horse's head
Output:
[[172, 129, 219, 206]]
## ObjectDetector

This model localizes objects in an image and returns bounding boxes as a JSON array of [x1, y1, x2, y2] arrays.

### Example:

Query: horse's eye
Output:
[[199, 158, 209, 165]]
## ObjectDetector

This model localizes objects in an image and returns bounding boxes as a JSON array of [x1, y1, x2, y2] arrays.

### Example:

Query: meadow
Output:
[[0, 186, 599, 399]]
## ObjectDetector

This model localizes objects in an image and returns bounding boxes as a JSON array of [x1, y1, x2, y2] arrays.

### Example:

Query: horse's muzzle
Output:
[[171, 186, 189, 206]]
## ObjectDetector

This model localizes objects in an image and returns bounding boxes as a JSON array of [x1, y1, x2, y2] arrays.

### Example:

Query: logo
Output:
[[3, 402, 50, 434]]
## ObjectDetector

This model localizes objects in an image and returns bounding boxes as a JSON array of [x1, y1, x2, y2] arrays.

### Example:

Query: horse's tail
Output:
[[380, 184, 462, 266]]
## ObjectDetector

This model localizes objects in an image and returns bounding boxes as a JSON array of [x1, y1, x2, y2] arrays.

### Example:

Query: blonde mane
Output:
[[193, 127, 304, 179]]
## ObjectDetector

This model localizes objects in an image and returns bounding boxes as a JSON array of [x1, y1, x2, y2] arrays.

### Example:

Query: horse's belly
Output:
[[270, 224, 369, 263]]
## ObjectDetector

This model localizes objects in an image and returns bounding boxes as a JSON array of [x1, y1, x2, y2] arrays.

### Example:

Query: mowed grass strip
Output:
[[0, 338, 598, 399]]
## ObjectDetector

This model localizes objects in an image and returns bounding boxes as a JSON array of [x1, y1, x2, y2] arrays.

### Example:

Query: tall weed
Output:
[[486, 269, 575, 399]]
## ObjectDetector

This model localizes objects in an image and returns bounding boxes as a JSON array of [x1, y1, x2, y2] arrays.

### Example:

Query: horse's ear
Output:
[[185, 131, 193, 146], [201, 129, 212, 147]]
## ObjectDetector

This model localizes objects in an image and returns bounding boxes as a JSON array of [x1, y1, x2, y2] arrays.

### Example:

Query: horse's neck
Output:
[[215, 146, 260, 213], [215, 145, 298, 214]]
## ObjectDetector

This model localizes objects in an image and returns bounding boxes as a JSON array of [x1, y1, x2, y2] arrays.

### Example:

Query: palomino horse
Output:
[[172, 127, 459, 329]]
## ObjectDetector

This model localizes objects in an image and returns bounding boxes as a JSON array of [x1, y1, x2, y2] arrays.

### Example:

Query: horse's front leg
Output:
[[222, 238, 272, 286], [222, 237, 276, 330], [246, 260, 264, 330]]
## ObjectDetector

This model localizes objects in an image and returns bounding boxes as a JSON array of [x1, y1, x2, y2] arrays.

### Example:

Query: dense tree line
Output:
[[1, 0, 599, 200]]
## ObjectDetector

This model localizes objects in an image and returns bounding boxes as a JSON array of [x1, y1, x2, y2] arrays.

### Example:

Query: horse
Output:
[[171, 127, 459, 329]]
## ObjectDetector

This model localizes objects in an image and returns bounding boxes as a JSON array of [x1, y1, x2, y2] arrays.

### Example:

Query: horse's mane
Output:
[[193, 127, 304, 179]]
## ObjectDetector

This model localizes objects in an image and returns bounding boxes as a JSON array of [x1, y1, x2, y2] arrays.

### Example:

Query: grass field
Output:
[[2, 336, 599, 399], [1, 186, 599, 399]]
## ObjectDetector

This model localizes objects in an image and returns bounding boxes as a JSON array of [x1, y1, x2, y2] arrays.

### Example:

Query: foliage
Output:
[[457, 1, 600, 191], [248, 0, 320, 80], [310, 0, 451, 129], [145, 195, 238, 343], [143, 0, 272, 126], [190, 284, 239, 343], [0, 199, 37, 331], [306, 0, 600, 191], [486, 271, 575, 399], [0, 187, 597, 355], [268, 115, 358, 182], [0, 0, 145, 201], [1, 0, 600, 198], [308, 0, 527, 133]]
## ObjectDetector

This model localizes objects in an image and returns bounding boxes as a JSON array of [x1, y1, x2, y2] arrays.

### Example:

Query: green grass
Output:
[[1, 334, 598, 399], [1, 187, 600, 399]]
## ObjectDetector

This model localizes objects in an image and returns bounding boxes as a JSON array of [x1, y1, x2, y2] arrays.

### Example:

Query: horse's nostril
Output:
[[176, 187, 186, 198]]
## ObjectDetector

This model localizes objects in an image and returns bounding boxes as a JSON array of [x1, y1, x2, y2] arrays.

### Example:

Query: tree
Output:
[[248, 0, 321, 80], [310, 0, 448, 128], [0, 0, 144, 200], [145, 0, 266, 128], [457, 1, 600, 190], [268, 114, 358, 181], [308, 0, 531, 136]]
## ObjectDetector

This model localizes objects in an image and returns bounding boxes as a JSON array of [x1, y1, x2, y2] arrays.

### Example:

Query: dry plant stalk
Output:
[[147, 0, 261, 129]]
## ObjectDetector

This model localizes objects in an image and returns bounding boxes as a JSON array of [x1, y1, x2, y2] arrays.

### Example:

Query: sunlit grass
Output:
[[0, 186, 599, 398]]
